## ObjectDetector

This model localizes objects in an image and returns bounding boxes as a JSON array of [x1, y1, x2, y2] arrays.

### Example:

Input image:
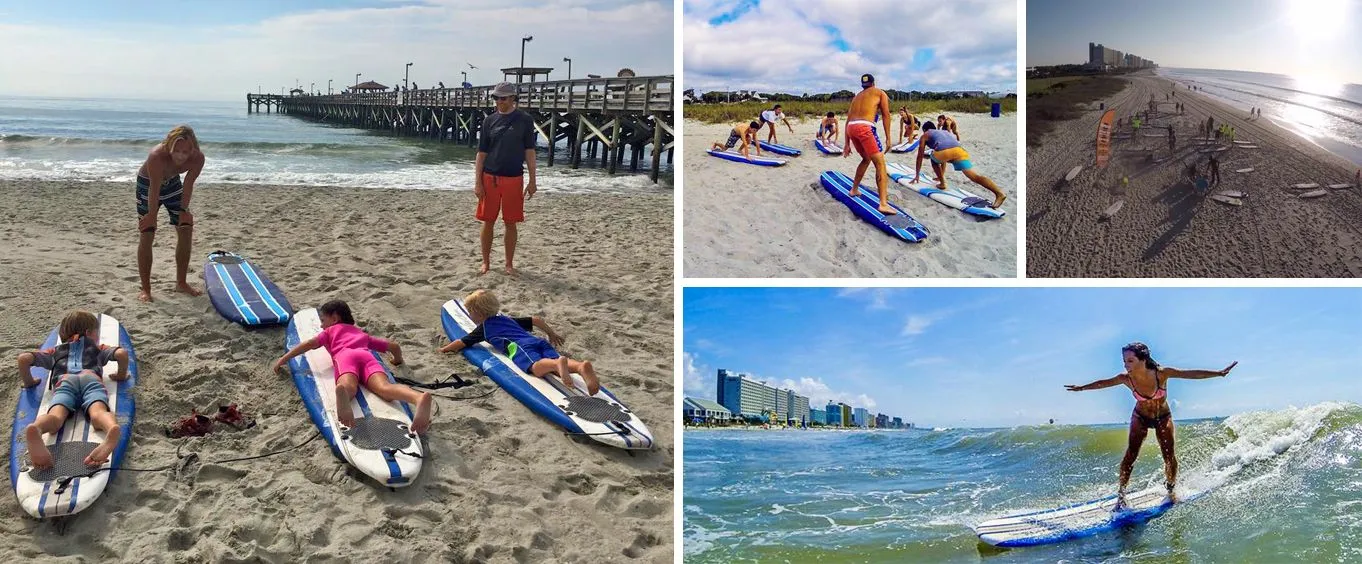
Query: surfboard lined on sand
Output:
[[204, 251, 294, 326], [10, 314, 137, 518], [706, 149, 786, 167], [439, 300, 654, 450], [757, 141, 801, 156], [813, 138, 842, 155], [886, 162, 1004, 219], [285, 308, 423, 487], [974, 486, 1205, 547], [818, 170, 929, 243]]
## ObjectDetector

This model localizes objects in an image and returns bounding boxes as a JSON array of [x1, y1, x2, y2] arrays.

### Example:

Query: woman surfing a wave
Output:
[[1065, 342, 1237, 504]]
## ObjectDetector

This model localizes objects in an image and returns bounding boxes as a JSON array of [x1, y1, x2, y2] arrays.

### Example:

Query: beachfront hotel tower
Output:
[[1088, 43, 1155, 69], [716, 369, 810, 423]]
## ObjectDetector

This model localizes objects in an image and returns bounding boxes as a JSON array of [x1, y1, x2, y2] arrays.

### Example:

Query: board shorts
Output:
[[846, 121, 883, 158], [505, 337, 561, 373], [819, 124, 835, 137], [725, 129, 742, 148], [331, 348, 387, 386], [930, 146, 974, 171], [476, 173, 526, 223], [135, 174, 187, 231], [49, 371, 109, 415]]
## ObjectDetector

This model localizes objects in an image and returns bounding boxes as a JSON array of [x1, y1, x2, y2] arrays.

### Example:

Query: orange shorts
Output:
[[476, 173, 525, 223], [846, 122, 883, 159]]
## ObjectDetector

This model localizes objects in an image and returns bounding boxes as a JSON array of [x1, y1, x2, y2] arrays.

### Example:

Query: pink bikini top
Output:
[[1130, 372, 1167, 402]]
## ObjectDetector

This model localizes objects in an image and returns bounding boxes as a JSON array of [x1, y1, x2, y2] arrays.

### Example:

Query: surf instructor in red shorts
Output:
[[475, 81, 538, 276], [842, 73, 896, 215]]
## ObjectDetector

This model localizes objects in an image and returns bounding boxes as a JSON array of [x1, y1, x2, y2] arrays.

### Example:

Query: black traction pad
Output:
[[341, 417, 416, 451]]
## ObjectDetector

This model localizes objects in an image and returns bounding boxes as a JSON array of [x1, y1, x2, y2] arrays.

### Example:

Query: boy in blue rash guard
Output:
[[440, 290, 601, 395]]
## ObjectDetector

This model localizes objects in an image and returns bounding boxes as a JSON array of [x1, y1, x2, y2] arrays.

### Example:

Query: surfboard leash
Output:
[[47, 431, 324, 495]]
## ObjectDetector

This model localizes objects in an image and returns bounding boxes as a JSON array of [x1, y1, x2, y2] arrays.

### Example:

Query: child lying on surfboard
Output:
[[439, 289, 601, 396], [17, 310, 128, 470], [274, 300, 433, 434]]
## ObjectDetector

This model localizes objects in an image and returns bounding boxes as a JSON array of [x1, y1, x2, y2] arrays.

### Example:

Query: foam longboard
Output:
[[11, 314, 136, 518], [974, 487, 1205, 547], [706, 149, 786, 167], [285, 308, 423, 487], [818, 170, 929, 242], [886, 162, 1004, 219], [204, 251, 294, 327], [439, 300, 654, 450], [814, 138, 842, 155], [757, 141, 801, 156], [1065, 165, 1083, 182]]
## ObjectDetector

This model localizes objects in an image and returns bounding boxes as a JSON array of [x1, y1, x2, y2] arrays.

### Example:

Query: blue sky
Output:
[[684, 287, 1362, 428], [1028, 0, 1362, 84], [0, 0, 673, 101], [684, 0, 1017, 96]]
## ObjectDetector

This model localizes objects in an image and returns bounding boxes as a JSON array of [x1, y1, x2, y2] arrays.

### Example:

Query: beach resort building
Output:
[[853, 408, 871, 428], [684, 397, 734, 425], [716, 369, 777, 420], [892, 416, 903, 429], [810, 408, 826, 425]]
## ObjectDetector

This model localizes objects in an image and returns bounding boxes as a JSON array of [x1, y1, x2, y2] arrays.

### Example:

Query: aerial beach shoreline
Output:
[[1027, 71, 1362, 277], [0, 180, 674, 562]]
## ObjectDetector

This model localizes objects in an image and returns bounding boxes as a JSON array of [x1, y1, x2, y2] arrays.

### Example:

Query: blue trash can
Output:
[[991, 102, 1001, 117]]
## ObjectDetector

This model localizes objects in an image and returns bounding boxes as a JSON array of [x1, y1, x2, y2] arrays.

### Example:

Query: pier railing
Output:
[[261, 75, 672, 113]]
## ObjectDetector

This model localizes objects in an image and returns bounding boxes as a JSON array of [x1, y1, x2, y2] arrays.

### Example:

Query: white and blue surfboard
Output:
[[758, 140, 802, 156], [974, 486, 1206, 547], [887, 162, 1005, 219], [890, 137, 921, 153], [819, 170, 929, 243], [814, 138, 843, 155], [10, 313, 136, 518], [285, 308, 423, 487], [204, 251, 294, 326], [706, 149, 787, 167], [439, 299, 654, 451]]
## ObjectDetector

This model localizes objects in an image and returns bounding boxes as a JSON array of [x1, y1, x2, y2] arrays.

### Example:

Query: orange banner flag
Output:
[[1096, 109, 1115, 168]]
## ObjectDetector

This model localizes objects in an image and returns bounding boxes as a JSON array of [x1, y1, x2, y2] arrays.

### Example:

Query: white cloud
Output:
[[0, 1, 673, 101], [683, 352, 715, 400], [779, 376, 877, 411], [683, 0, 1016, 94], [903, 315, 934, 336]]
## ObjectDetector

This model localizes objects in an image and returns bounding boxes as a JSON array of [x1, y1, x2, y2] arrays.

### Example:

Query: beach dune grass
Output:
[[684, 98, 1017, 125], [1027, 76, 1127, 146]]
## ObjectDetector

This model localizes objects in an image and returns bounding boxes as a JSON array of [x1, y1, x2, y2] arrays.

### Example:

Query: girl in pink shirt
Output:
[[276, 300, 433, 434]]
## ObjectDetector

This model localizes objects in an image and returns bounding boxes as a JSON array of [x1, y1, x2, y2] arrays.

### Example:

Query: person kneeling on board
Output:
[[912, 121, 1007, 209], [711, 121, 764, 161], [842, 73, 896, 215], [17, 311, 128, 469], [439, 289, 601, 396], [274, 300, 433, 434], [816, 113, 839, 143]]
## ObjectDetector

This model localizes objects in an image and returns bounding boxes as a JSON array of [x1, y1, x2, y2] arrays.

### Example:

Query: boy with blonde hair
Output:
[[441, 290, 601, 395], [17, 311, 128, 469]]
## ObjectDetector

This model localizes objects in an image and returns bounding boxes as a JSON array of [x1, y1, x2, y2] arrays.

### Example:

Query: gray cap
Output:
[[490, 82, 517, 98]]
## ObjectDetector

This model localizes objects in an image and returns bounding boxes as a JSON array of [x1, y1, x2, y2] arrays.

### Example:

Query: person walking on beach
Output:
[[1209, 153, 1221, 185], [1065, 342, 1237, 505], [842, 73, 896, 215], [474, 82, 537, 276], [758, 105, 794, 144], [136, 125, 204, 303], [1167, 124, 1175, 152]]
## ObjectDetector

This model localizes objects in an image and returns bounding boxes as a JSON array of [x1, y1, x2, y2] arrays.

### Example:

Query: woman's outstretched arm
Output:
[[1065, 374, 1124, 392], [1163, 361, 1237, 380]]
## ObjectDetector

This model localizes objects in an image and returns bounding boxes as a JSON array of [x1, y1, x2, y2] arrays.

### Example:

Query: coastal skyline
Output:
[[0, 0, 673, 101], [684, 287, 1362, 428], [683, 0, 1017, 96], [1028, 0, 1362, 84]]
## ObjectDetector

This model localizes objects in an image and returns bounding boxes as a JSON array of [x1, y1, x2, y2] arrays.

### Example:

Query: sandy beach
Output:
[[1027, 71, 1362, 277], [0, 182, 673, 562], [683, 113, 1018, 278]]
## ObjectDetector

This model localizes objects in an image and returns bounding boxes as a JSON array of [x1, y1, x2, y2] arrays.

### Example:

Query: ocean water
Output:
[[1158, 67, 1362, 166], [684, 402, 1362, 563], [0, 96, 671, 193]]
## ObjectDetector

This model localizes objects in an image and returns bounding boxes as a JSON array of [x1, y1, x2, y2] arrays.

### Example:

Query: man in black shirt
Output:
[[475, 82, 537, 276]]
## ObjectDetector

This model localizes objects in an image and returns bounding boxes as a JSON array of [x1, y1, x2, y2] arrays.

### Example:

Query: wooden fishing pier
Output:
[[247, 75, 675, 182]]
